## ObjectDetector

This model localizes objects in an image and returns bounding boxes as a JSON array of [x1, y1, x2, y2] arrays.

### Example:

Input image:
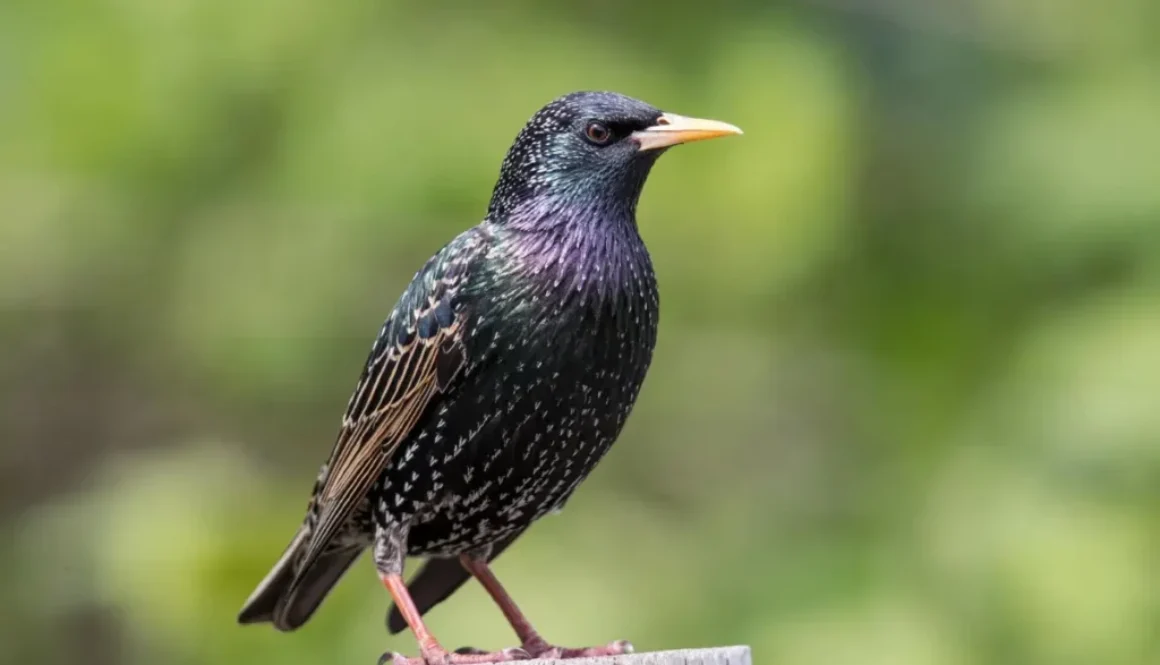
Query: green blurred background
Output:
[[2, 1, 1157, 664]]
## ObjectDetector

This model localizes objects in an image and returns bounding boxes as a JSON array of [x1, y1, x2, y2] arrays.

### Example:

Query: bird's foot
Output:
[[524, 639, 634, 660], [378, 640, 631, 664], [379, 646, 531, 665]]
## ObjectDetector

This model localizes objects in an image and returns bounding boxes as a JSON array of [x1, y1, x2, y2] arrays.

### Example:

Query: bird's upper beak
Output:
[[632, 112, 743, 152]]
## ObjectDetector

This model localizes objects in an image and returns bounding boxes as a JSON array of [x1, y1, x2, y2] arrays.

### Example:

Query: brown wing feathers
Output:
[[292, 282, 468, 591]]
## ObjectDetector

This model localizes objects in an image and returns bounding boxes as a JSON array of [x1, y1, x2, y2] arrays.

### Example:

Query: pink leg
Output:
[[459, 555, 634, 660], [380, 573, 531, 665]]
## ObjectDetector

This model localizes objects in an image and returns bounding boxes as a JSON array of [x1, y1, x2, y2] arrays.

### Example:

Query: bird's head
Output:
[[487, 91, 741, 229]]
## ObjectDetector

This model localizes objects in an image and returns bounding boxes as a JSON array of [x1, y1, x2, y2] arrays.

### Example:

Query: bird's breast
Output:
[[380, 237, 660, 555], [484, 223, 659, 347]]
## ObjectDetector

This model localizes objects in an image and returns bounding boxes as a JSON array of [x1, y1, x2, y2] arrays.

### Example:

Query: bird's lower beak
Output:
[[632, 112, 743, 152]]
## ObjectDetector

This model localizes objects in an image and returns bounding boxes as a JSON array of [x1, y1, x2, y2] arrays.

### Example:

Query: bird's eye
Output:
[[584, 122, 613, 145]]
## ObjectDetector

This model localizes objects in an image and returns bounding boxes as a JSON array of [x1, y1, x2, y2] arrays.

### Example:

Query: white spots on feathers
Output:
[[342, 94, 673, 560]]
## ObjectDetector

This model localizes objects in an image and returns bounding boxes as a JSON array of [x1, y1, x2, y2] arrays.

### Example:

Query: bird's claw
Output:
[[452, 647, 530, 660], [378, 650, 448, 665], [526, 639, 634, 659], [380, 647, 532, 665], [378, 652, 407, 665], [380, 640, 629, 664]]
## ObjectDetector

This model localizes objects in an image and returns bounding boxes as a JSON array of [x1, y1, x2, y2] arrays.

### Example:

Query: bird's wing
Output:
[[294, 229, 488, 580]]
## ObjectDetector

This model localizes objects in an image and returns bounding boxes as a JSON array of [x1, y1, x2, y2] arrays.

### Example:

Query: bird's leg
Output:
[[459, 553, 633, 660], [381, 572, 448, 663], [379, 573, 532, 665], [376, 529, 529, 665]]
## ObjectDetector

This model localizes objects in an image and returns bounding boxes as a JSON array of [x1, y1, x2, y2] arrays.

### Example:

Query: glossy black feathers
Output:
[[240, 91, 672, 632]]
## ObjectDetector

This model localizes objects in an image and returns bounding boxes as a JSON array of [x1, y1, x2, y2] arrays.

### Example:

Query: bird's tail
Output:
[[238, 526, 365, 631]]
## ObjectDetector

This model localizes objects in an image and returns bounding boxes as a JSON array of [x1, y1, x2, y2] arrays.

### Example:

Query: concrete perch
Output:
[[516, 647, 752, 665]]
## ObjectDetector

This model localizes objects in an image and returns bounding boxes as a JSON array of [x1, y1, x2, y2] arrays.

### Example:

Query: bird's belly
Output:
[[401, 408, 618, 557], [372, 288, 658, 556], [378, 360, 645, 557]]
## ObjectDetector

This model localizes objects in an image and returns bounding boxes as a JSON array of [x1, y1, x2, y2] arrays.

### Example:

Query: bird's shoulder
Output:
[[389, 225, 492, 328], [347, 225, 493, 414]]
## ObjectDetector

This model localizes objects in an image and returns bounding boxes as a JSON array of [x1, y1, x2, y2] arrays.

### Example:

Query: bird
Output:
[[237, 91, 741, 665]]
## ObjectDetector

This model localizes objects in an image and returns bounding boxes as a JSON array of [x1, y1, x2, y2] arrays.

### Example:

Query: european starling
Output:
[[238, 91, 740, 664]]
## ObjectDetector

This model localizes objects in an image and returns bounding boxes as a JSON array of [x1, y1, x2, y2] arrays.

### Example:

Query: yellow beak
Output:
[[632, 112, 743, 151]]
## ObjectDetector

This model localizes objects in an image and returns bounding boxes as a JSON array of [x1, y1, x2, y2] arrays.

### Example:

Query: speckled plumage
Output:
[[380, 213, 657, 558], [238, 92, 739, 650]]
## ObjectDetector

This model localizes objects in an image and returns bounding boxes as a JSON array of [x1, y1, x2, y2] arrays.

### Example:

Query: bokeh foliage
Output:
[[1, 1, 1157, 665]]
